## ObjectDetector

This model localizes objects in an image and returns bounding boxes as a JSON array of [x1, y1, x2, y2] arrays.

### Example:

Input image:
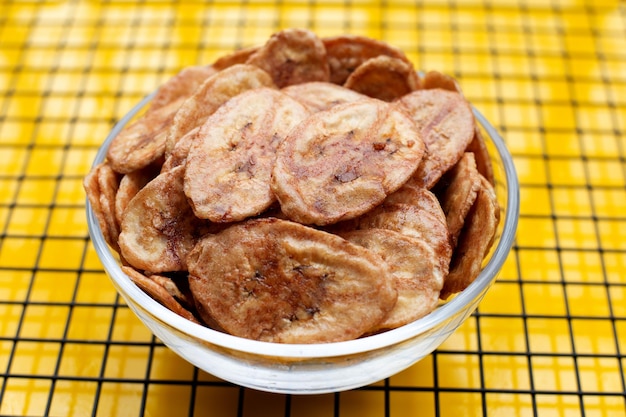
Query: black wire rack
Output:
[[0, 0, 625, 416]]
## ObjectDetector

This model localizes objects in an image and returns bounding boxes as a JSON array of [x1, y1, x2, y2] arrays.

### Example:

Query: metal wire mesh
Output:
[[0, 0, 625, 415]]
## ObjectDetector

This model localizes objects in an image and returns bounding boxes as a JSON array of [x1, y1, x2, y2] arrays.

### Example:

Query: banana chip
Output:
[[119, 166, 204, 272], [341, 229, 443, 331], [165, 64, 276, 156], [184, 87, 310, 222], [441, 175, 500, 299], [466, 125, 496, 185], [187, 218, 397, 343], [106, 99, 179, 174], [84, 162, 121, 252], [281, 81, 368, 112], [115, 163, 160, 226], [122, 266, 199, 323], [323, 35, 412, 85], [272, 99, 425, 225], [246, 28, 330, 88], [149, 65, 217, 113], [435, 152, 481, 247], [344, 55, 419, 102], [212, 46, 259, 71], [399, 89, 475, 189], [353, 198, 452, 275], [420, 70, 463, 94]]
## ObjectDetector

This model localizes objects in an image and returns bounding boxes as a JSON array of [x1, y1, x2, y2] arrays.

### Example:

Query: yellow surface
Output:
[[1, 0, 625, 416]]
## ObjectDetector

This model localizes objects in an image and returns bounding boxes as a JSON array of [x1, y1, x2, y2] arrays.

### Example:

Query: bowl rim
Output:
[[87, 91, 519, 359]]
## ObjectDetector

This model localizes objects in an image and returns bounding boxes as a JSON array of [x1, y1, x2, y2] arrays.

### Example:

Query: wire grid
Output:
[[0, 0, 625, 415]]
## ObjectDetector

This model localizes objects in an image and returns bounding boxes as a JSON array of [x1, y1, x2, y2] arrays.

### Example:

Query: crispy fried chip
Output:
[[119, 166, 204, 272], [398, 88, 475, 189], [350, 189, 452, 275], [246, 28, 330, 88], [340, 229, 443, 331], [184, 88, 310, 222], [84, 162, 121, 252], [106, 99, 179, 174], [466, 125, 496, 185], [272, 99, 425, 225], [115, 163, 160, 226], [420, 70, 462, 94], [441, 175, 500, 299], [281, 81, 368, 112], [122, 266, 199, 323], [435, 152, 481, 247], [343, 55, 419, 102], [165, 64, 276, 157], [161, 126, 199, 173], [187, 218, 397, 343], [212, 46, 259, 71], [323, 35, 412, 85], [149, 65, 217, 113]]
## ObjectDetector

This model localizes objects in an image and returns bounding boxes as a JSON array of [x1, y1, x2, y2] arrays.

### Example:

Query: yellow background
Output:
[[0, 0, 625, 416]]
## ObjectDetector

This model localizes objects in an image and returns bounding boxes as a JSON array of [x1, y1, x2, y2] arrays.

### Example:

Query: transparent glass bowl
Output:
[[87, 92, 519, 395]]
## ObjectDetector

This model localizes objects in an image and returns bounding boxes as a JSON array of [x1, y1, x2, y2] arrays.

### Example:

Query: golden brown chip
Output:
[[340, 229, 443, 331], [441, 175, 500, 299], [165, 64, 276, 157], [281, 81, 368, 112], [122, 266, 199, 323], [398, 88, 476, 189], [420, 70, 462, 94], [435, 152, 481, 247], [272, 99, 425, 225], [118, 166, 204, 273], [106, 99, 179, 174], [212, 46, 260, 71], [350, 193, 452, 275], [114, 163, 161, 226], [343, 55, 419, 102], [184, 88, 310, 222], [149, 65, 217, 113], [161, 126, 199, 173], [84, 162, 121, 252], [246, 28, 330, 88], [323, 35, 412, 85], [187, 218, 397, 343], [466, 125, 496, 186]]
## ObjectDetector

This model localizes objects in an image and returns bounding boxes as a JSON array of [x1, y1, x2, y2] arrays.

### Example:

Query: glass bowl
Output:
[[86, 92, 519, 395]]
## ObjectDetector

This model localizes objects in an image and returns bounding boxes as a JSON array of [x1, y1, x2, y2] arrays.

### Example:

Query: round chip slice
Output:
[[212, 46, 259, 71], [435, 152, 481, 247], [343, 55, 419, 102], [118, 166, 204, 273], [441, 175, 500, 299], [149, 65, 217, 113], [184, 87, 310, 223], [466, 125, 496, 186], [187, 218, 397, 343], [165, 64, 276, 157], [341, 229, 443, 331], [350, 189, 452, 275], [246, 28, 330, 88], [323, 35, 412, 85], [84, 162, 121, 252], [122, 266, 199, 323], [272, 99, 425, 225], [281, 81, 368, 113], [420, 70, 462, 94], [115, 162, 161, 226], [398, 88, 475, 189], [106, 99, 180, 174]]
